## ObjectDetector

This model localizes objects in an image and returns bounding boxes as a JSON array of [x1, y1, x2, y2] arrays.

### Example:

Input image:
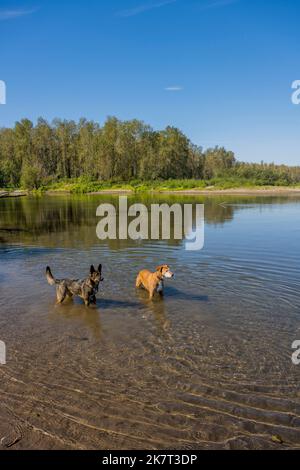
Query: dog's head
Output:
[[156, 265, 174, 279], [90, 264, 104, 287]]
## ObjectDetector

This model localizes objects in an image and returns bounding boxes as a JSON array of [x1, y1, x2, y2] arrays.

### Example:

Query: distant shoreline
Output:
[[2, 187, 300, 199], [43, 186, 300, 197], [0, 190, 28, 199], [159, 187, 300, 196]]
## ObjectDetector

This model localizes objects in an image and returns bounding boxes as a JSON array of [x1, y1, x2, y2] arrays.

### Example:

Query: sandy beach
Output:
[[55, 186, 300, 197], [1, 187, 300, 198]]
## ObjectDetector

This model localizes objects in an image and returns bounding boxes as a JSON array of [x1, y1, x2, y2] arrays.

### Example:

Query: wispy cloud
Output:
[[118, 0, 239, 17], [165, 86, 183, 92], [0, 8, 37, 20], [200, 0, 239, 10], [117, 0, 177, 18]]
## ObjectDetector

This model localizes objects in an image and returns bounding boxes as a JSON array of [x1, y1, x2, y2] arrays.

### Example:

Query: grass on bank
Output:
[[28, 176, 300, 194], [2, 177, 300, 195]]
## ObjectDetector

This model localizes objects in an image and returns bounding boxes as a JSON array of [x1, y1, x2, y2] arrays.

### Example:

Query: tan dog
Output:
[[136, 265, 174, 299]]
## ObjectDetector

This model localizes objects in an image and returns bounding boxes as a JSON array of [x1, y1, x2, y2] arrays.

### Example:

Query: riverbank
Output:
[[37, 181, 300, 196], [0, 190, 28, 198], [37, 178, 300, 195], [64, 187, 300, 196], [2, 184, 300, 198], [161, 187, 300, 196]]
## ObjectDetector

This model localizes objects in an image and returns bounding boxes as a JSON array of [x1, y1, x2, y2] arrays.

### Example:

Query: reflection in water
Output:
[[0, 194, 300, 450], [0, 194, 207, 248], [1, 193, 299, 248], [135, 288, 170, 333], [164, 285, 209, 303], [49, 302, 103, 340]]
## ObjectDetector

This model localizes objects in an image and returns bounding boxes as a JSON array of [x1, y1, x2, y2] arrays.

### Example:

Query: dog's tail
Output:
[[46, 266, 58, 286]]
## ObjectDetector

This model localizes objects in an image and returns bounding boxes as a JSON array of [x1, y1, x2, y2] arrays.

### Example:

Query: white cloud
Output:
[[165, 86, 183, 91], [117, 0, 176, 18], [0, 8, 37, 20]]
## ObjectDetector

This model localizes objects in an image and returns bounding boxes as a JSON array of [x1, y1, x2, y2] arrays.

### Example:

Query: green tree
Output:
[[157, 127, 190, 179], [53, 119, 78, 178], [204, 146, 236, 178]]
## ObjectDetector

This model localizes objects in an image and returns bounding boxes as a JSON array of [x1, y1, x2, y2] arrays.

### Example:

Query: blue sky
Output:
[[0, 0, 299, 164]]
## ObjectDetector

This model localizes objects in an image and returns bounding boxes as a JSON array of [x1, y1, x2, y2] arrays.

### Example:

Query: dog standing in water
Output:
[[46, 264, 103, 306], [136, 265, 174, 299]]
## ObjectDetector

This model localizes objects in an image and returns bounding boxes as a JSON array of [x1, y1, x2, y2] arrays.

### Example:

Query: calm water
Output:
[[0, 194, 300, 450]]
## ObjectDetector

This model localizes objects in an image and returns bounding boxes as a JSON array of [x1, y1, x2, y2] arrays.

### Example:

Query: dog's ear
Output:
[[90, 265, 95, 274], [156, 265, 169, 273], [98, 264, 102, 273]]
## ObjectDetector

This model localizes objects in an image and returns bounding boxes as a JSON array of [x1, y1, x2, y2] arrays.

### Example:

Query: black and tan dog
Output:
[[136, 265, 174, 300], [46, 264, 103, 307]]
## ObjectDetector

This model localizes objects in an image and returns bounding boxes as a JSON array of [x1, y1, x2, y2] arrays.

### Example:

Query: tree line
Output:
[[0, 117, 299, 188]]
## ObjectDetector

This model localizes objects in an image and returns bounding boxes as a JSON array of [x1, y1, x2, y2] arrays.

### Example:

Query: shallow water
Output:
[[0, 194, 300, 450]]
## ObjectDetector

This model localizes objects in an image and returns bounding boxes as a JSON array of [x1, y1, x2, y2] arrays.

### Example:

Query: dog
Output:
[[136, 265, 174, 299], [46, 264, 103, 307]]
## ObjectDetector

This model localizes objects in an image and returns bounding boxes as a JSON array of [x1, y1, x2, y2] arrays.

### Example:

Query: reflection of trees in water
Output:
[[0, 196, 97, 232], [0, 195, 299, 248], [203, 200, 233, 225]]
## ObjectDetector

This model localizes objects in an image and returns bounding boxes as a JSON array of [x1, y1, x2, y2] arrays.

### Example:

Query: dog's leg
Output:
[[136, 275, 142, 288], [82, 291, 91, 307], [149, 289, 155, 300], [66, 291, 73, 300], [56, 285, 67, 304], [157, 280, 164, 297]]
